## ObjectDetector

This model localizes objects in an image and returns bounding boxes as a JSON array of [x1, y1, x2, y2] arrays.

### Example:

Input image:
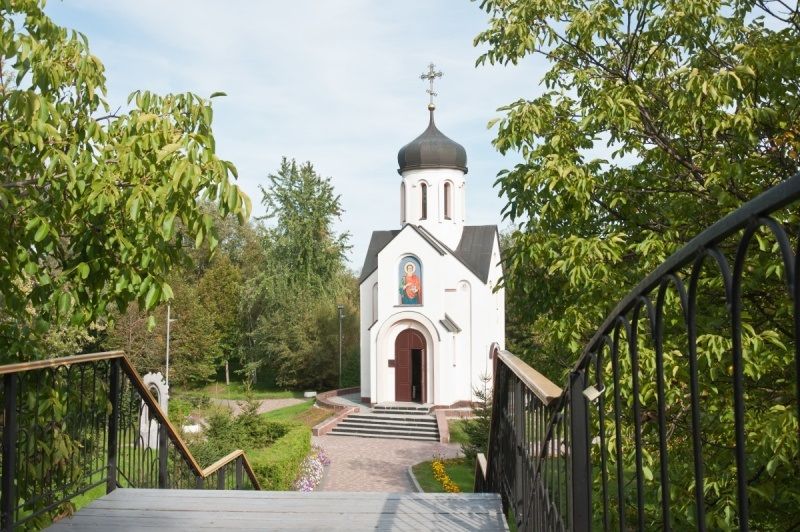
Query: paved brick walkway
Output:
[[313, 434, 462, 492]]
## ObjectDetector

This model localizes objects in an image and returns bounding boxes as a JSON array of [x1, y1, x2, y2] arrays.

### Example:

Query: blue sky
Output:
[[46, 1, 545, 270]]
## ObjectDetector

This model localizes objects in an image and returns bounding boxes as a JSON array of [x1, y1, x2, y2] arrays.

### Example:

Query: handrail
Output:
[[479, 173, 800, 530], [116, 354, 263, 489], [0, 350, 262, 490], [497, 350, 562, 405], [0, 350, 126, 376], [200, 449, 259, 483], [118, 354, 205, 474]]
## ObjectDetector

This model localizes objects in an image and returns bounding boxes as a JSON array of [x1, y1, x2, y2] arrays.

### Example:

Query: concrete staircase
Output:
[[329, 404, 440, 441]]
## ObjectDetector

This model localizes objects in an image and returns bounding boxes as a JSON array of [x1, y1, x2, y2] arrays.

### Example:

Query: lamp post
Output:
[[337, 304, 344, 389], [165, 304, 177, 388]]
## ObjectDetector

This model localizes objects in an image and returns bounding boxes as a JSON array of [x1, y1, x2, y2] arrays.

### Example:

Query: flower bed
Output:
[[432, 453, 461, 493], [293, 445, 331, 492]]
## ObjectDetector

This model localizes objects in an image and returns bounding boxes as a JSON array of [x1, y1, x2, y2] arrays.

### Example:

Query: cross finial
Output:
[[420, 62, 443, 110]]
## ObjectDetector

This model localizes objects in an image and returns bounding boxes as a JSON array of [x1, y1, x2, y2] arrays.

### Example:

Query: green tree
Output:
[[475, 0, 800, 528], [0, 4, 249, 525], [240, 158, 351, 388], [0, 0, 250, 363], [260, 158, 350, 294]]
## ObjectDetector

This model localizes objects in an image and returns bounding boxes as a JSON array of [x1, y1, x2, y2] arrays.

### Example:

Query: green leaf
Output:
[[162, 213, 176, 238], [210, 91, 227, 98], [76, 262, 89, 279], [144, 283, 161, 310], [57, 292, 71, 315], [129, 196, 140, 220], [34, 222, 49, 242]]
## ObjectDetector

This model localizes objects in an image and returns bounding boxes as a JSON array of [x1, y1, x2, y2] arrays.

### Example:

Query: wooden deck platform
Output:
[[48, 489, 508, 531]]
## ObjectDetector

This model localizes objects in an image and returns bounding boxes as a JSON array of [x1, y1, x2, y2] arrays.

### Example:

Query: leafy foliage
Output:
[[474, 0, 800, 527], [0, 0, 250, 363], [239, 158, 356, 389]]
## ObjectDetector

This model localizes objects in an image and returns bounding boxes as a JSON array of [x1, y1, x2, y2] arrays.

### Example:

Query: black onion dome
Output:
[[397, 106, 468, 175]]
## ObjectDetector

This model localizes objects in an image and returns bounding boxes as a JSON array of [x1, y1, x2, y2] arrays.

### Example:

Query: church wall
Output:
[[400, 168, 465, 249], [359, 270, 378, 400], [373, 228, 447, 403], [362, 227, 506, 406]]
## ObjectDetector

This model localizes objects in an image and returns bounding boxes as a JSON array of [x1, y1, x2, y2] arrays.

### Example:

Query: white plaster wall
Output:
[[400, 168, 465, 249], [359, 270, 377, 399]]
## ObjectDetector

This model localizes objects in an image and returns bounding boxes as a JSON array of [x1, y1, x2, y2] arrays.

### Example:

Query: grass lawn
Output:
[[412, 458, 475, 493], [448, 418, 470, 446], [262, 399, 333, 428], [187, 381, 304, 400]]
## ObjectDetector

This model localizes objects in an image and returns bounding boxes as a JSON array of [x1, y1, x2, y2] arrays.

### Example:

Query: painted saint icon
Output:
[[399, 257, 422, 305]]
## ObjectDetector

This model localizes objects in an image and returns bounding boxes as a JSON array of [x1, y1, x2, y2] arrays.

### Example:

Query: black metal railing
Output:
[[478, 174, 800, 530], [0, 351, 260, 530]]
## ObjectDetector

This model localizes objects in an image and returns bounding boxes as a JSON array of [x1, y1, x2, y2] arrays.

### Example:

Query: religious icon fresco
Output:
[[399, 256, 422, 305]]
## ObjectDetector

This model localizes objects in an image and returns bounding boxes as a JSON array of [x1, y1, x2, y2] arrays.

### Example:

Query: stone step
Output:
[[337, 421, 439, 435], [342, 420, 437, 431], [373, 405, 431, 413], [347, 414, 437, 425], [329, 427, 440, 441]]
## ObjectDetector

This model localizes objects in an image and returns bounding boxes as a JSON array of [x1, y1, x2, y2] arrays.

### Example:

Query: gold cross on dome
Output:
[[420, 63, 443, 107]]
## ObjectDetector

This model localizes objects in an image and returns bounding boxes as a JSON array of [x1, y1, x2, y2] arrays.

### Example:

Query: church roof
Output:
[[453, 225, 499, 283], [397, 107, 468, 175], [359, 225, 499, 284], [359, 230, 400, 282]]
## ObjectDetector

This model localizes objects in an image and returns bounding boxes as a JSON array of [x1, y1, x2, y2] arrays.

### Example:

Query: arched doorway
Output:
[[395, 329, 426, 403]]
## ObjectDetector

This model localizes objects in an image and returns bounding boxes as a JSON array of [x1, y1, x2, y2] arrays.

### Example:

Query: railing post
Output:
[[1, 374, 18, 532], [569, 370, 591, 531], [158, 424, 168, 489], [236, 458, 243, 489], [196, 475, 204, 489], [513, 378, 525, 530], [217, 468, 225, 490], [107, 359, 120, 493]]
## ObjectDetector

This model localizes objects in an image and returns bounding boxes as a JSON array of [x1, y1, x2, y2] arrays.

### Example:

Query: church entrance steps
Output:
[[347, 413, 437, 425], [328, 428, 440, 441], [329, 408, 440, 442], [372, 403, 431, 413]]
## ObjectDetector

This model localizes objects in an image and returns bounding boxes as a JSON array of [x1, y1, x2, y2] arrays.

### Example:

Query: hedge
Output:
[[248, 422, 312, 490]]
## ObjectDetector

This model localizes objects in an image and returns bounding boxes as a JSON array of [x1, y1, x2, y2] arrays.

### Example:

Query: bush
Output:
[[461, 374, 492, 461], [189, 402, 287, 467], [168, 398, 193, 427], [248, 423, 312, 490]]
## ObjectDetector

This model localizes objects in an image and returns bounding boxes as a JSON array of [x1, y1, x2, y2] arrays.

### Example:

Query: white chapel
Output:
[[358, 67, 505, 407]]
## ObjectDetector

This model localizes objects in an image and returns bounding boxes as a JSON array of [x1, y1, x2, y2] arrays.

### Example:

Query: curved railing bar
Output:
[[727, 216, 796, 528], [575, 172, 800, 373], [0, 350, 262, 490], [653, 274, 688, 529]]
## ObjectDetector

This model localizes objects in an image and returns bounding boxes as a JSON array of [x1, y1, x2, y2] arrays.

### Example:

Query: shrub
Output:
[[189, 402, 288, 467], [248, 423, 312, 490], [461, 374, 492, 461]]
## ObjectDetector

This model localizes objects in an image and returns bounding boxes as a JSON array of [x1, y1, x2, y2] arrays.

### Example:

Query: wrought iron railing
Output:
[[477, 174, 800, 530], [0, 351, 260, 530]]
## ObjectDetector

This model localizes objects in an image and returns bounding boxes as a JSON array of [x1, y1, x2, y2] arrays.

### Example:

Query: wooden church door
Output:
[[394, 329, 426, 403]]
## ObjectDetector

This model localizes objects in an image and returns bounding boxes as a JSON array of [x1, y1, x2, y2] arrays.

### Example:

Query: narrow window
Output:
[[444, 182, 452, 220], [420, 183, 428, 220], [372, 283, 378, 322], [400, 182, 406, 223]]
